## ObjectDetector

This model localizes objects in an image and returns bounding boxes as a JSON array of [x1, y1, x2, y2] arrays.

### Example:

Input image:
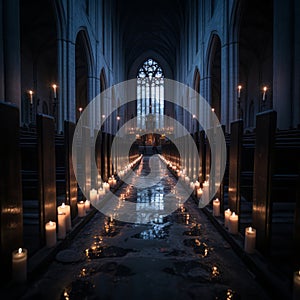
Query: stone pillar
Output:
[[273, 0, 293, 129], [0, 102, 23, 282], [3, 0, 21, 108], [293, 0, 300, 128]]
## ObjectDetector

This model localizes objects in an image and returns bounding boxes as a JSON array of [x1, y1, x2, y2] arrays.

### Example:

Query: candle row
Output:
[[223, 208, 256, 253], [237, 85, 268, 101], [27, 84, 58, 103]]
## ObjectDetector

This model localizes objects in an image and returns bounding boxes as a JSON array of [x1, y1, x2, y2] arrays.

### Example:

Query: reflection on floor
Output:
[[20, 156, 270, 300]]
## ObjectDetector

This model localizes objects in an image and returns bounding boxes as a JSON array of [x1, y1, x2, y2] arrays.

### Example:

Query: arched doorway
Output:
[[20, 0, 58, 128], [209, 35, 221, 121], [238, 0, 273, 128], [136, 58, 165, 154], [75, 30, 90, 122]]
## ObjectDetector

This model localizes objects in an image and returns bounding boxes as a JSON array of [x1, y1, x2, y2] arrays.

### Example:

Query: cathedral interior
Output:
[[0, 0, 300, 299]]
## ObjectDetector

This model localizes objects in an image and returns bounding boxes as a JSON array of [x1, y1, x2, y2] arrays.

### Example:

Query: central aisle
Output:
[[22, 156, 270, 300]]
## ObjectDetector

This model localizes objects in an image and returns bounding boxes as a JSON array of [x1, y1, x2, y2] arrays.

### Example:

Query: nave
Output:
[[15, 156, 269, 300]]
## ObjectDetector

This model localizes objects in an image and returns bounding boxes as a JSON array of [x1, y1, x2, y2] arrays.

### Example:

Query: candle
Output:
[[57, 212, 66, 240], [229, 212, 239, 234], [52, 84, 57, 98], [194, 181, 200, 195], [197, 188, 203, 199], [237, 85, 242, 98], [12, 248, 27, 283], [224, 209, 231, 228], [45, 221, 56, 247], [57, 203, 71, 231], [262, 86, 267, 101], [28, 90, 33, 105], [85, 199, 91, 212], [98, 187, 105, 197], [77, 201, 86, 217], [89, 188, 97, 202], [244, 226, 256, 254], [103, 182, 110, 192], [293, 270, 300, 300], [213, 198, 220, 217], [97, 174, 102, 188], [112, 178, 117, 187], [108, 177, 113, 186], [185, 176, 190, 184], [190, 181, 195, 190]]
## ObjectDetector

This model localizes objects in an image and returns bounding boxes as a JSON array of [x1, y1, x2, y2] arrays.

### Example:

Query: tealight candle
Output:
[[244, 226, 256, 253], [57, 212, 66, 239], [77, 201, 86, 217], [12, 248, 27, 283], [57, 203, 71, 231], [89, 188, 97, 202], [229, 212, 239, 234], [213, 198, 220, 217], [293, 270, 300, 300], [224, 209, 231, 228], [85, 199, 91, 212], [45, 221, 56, 247]]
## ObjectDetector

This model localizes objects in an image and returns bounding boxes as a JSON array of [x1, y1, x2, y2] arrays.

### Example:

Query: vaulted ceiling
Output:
[[116, 0, 185, 78]]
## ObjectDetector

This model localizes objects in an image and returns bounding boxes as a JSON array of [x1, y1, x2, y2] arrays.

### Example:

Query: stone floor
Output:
[[19, 157, 271, 300]]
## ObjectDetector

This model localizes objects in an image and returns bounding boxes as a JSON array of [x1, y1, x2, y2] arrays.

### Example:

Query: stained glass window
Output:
[[137, 58, 164, 130]]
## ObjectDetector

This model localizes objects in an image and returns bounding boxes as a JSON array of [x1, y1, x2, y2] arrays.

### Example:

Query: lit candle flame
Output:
[[18, 248, 22, 254], [49, 221, 53, 226], [62, 203, 65, 208], [249, 227, 252, 232]]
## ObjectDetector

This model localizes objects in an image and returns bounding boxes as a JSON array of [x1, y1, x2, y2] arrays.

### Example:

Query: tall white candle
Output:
[[12, 248, 27, 283], [45, 221, 56, 247], [57, 212, 66, 239], [185, 176, 190, 184], [85, 199, 91, 212], [52, 84, 57, 98], [197, 188, 203, 199], [229, 212, 239, 234], [77, 201, 86, 217], [190, 181, 195, 190], [213, 198, 220, 217], [98, 187, 105, 197], [103, 182, 110, 192], [224, 209, 231, 228], [293, 270, 300, 300], [57, 203, 71, 231], [244, 226, 256, 254], [89, 188, 97, 202]]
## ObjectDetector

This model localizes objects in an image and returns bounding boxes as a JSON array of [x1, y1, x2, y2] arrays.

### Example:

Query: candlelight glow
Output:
[[78, 107, 83, 112], [62, 203, 65, 208], [49, 221, 53, 226], [263, 86, 268, 92], [18, 248, 22, 254]]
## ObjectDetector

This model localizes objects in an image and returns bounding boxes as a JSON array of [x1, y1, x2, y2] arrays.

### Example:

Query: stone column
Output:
[[273, 0, 293, 129], [3, 0, 21, 108]]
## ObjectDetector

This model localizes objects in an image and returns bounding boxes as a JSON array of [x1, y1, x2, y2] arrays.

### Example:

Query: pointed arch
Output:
[[75, 29, 94, 121], [206, 33, 222, 120]]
